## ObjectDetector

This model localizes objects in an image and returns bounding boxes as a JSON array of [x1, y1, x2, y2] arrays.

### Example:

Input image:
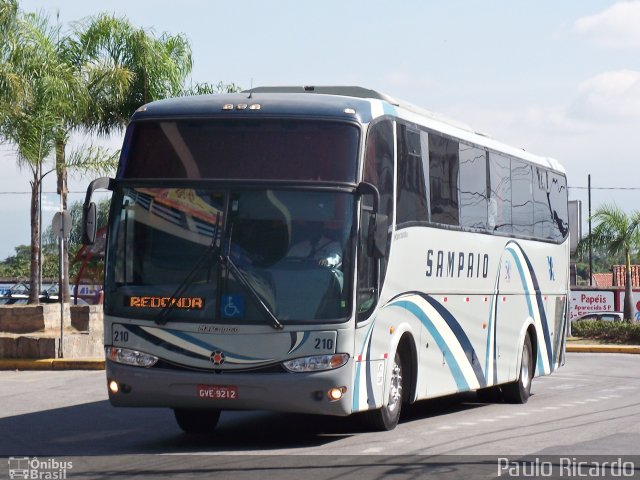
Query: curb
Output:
[[566, 345, 640, 354], [0, 358, 105, 370]]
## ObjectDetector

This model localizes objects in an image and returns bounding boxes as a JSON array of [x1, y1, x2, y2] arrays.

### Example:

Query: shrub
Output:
[[571, 320, 640, 343]]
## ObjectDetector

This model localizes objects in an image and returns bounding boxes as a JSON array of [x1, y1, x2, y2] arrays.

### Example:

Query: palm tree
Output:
[[2, 4, 239, 303], [51, 13, 194, 301], [578, 204, 640, 321], [0, 7, 60, 303], [1, 6, 193, 303]]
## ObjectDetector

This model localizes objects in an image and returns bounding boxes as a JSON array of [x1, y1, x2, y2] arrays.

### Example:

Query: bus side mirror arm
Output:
[[356, 182, 380, 214], [82, 177, 114, 245]]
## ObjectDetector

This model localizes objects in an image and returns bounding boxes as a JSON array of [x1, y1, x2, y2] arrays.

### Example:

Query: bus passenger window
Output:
[[396, 124, 429, 225], [429, 134, 459, 226], [511, 160, 534, 237], [489, 153, 512, 233], [459, 144, 488, 229]]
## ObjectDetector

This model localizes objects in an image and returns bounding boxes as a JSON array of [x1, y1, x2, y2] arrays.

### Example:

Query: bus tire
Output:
[[173, 408, 221, 434], [362, 351, 404, 431], [502, 334, 533, 404]]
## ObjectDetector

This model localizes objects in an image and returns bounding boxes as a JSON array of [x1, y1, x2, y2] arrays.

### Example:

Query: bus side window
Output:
[[396, 124, 429, 225], [511, 160, 534, 237], [489, 152, 512, 233], [429, 134, 459, 226], [459, 144, 488, 229]]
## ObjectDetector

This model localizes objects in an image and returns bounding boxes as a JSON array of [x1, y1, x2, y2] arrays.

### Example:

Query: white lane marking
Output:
[[543, 406, 560, 410], [457, 422, 476, 426], [479, 418, 496, 423], [513, 412, 529, 416], [496, 415, 511, 419], [438, 425, 455, 430]]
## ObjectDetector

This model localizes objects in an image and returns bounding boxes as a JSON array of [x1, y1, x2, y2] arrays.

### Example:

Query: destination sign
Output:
[[125, 296, 204, 309]]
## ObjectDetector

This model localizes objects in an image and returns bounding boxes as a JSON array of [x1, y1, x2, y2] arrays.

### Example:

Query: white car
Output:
[[572, 311, 624, 322]]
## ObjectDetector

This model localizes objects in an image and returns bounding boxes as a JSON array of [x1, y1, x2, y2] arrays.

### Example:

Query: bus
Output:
[[83, 86, 569, 433]]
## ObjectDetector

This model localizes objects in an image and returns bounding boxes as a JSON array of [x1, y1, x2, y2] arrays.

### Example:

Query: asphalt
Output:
[[0, 345, 637, 370]]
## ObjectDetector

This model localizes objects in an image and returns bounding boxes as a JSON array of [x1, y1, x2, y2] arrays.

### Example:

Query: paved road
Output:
[[1, 353, 639, 478]]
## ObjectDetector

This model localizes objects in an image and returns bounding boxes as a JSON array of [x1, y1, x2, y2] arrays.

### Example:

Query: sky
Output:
[[1, 0, 640, 259]]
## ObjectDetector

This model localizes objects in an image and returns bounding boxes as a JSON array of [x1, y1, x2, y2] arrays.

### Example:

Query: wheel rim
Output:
[[388, 359, 403, 412], [521, 344, 531, 389]]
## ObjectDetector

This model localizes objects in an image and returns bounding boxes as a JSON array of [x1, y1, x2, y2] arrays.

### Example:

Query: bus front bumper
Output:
[[106, 359, 354, 416]]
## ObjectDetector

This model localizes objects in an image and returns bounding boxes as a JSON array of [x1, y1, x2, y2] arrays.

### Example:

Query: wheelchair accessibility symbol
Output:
[[222, 295, 245, 319]]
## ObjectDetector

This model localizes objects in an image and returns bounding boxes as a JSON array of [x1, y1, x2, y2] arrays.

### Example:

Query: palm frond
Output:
[[65, 144, 119, 177]]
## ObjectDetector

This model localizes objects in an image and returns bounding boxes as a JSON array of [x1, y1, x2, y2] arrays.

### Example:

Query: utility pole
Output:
[[587, 174, 593, 287]]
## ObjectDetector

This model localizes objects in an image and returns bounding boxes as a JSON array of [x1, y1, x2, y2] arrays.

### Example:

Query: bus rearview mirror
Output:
[[82, 202, 97, 245], [368, 213, 388, 258]]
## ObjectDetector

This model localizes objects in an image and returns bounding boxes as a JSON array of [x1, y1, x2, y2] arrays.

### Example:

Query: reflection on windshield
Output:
[[107, 187, 354, 324]]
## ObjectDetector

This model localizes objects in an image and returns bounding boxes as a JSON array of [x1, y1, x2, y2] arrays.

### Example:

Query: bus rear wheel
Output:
[[173, 408, 221, 434], [502, 334, 533, 404], [363, 351, 404, 431]]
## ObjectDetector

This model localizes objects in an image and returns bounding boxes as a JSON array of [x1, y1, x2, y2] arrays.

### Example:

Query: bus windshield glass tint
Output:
[[121, 119, 359, 182], [106, 187, 354, 324]]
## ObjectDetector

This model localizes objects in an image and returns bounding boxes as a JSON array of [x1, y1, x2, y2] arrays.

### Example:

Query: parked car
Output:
[[572, 311, 624, 322]]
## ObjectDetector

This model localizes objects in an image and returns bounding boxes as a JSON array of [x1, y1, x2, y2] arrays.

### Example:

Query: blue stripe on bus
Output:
[[506, 242, 553, 372], [382, 102, 397, 116], [169, 330, 266, 362], [392, 299, 470, 391], [517, 246, 554, 369], [418, 294, 487, 388], [126, 325, 210, 361], [506, 248, 544, 374], [288, 331, 310, 354], [353, 318, 378, 411]]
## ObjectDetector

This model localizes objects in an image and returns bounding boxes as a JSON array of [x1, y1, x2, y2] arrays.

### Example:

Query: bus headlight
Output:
[[282, 353, 349, 373], [106, 346, 158, 368]]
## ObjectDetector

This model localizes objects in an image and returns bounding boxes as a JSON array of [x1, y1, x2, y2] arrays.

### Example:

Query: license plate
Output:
[[197, 384, 238, 400]]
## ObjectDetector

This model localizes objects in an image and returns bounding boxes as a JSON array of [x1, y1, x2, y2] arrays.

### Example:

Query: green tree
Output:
[[0, 5, 60, 302], [577, 204, 640, 321], [0, 245, 30, 278]]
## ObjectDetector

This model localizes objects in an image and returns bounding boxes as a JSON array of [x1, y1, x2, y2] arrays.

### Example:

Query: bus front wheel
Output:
[[502, 334, 534, 404], [362, 351, 405, 431], [173, 408, 221, 434]]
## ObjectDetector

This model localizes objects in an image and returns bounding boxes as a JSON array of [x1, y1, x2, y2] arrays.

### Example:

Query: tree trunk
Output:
[[624, 250, 634, 322], [55, 139, 71, 303], [28, 172, 41, 304]]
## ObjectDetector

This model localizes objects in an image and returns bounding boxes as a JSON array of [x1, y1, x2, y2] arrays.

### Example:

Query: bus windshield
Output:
[[105, 186, 355, 325], [120, 119, 359, 182]]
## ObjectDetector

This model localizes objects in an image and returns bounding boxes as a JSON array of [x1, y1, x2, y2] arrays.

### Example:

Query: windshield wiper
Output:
[[220, 253, 283, 330], [155, 212, 221, 325]]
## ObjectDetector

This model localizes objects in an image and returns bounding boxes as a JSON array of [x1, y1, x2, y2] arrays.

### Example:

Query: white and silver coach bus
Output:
[[83, 86, 569, 432]]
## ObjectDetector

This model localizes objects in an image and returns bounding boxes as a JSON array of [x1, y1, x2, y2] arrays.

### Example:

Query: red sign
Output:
[[569, 291, 615, 320]]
